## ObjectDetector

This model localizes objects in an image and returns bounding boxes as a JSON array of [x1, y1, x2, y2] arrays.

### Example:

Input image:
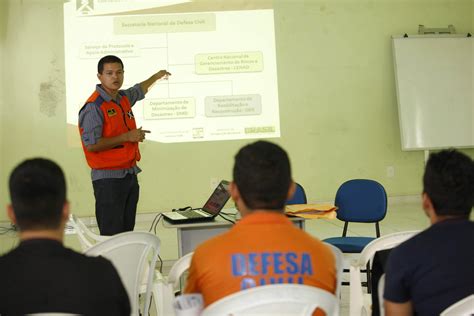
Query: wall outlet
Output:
[[387, 166, 395, 178]]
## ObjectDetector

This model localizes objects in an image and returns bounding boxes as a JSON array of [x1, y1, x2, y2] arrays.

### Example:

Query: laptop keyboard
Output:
[[179, 210, 206, 218]]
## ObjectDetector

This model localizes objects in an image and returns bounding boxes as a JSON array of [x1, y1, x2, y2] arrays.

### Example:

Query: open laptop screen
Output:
[[202, 180, 230, 215]]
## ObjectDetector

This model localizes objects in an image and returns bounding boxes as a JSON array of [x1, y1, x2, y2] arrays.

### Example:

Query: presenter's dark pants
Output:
[[92, 174, 139, 236]]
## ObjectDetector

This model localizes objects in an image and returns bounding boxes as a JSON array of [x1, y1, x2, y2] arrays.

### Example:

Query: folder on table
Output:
[[285, 204, 338, 219]]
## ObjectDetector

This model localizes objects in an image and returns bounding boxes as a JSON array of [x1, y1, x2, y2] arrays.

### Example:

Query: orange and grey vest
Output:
[[79, 91, 141, 169]]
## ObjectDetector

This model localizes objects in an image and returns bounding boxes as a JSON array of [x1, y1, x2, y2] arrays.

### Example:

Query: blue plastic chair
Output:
[[286, 182, 307, 204], [323, 179, 387, 292], [323, 179, 387, 253]]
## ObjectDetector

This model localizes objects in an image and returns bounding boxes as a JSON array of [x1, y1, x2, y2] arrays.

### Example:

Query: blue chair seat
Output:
[[323, 237, 376, 253]]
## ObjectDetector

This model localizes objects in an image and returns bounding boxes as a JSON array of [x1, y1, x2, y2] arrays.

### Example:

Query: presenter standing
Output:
[[78, 55, 170, 235]]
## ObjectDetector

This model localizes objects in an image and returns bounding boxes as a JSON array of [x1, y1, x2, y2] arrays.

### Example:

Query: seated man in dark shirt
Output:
[[384, 149, 474, 316], [0, 158, 130, 315]]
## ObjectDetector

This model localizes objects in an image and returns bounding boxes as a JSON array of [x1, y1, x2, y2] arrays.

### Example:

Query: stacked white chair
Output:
[[69, 214, 108, 250]]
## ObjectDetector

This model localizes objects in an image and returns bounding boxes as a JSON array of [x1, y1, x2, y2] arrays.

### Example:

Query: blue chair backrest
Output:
[[335, 179, 387, 222], [286, 183, 307, 204]]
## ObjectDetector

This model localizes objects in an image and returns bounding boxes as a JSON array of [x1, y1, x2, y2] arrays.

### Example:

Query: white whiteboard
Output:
[[392, 36, 474, 150]]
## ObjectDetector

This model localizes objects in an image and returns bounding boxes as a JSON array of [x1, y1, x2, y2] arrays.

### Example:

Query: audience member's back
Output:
[[0, 240, 129, 315], [0, 158, 130, 315], [384, 149, 474, 316], [184, 141, 336, 312]]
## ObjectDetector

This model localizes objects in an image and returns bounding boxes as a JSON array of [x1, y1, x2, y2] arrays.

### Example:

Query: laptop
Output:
[[162, 180, 231, 224]]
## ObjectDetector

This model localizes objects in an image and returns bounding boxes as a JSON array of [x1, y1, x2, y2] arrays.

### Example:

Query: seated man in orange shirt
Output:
[[185, 140, 336, 308]]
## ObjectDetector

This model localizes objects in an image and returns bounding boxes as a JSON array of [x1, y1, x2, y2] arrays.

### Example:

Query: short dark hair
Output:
[[9, 158, 67, 230], [97, 55, 124, 74], [423, 149, 474, 216], [233, 141, 292, 210]]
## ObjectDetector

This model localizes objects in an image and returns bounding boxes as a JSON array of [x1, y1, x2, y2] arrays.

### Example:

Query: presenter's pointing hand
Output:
[[156, 70, 171, 80]]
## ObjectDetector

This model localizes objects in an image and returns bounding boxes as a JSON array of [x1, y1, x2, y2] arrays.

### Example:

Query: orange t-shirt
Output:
[[184, 211, 336, 312]]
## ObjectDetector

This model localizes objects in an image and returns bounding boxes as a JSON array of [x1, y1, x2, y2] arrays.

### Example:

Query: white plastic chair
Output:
[[377, 274, 385, 316], [69, 214, 108, 250], [27, 314, 79, 316], [84, 231, 160, 316], [440, 294, 474, 316], [71, 214, 177, 315], [201, 284, 338, 316], [152, 252, 194, 316], [349, 230, 420, 316], [323, 242, 344, 315]]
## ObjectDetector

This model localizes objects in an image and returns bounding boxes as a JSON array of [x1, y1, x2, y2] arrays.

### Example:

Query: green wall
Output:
[[1, 0, 473, 221], [0, 0, 6, 221]]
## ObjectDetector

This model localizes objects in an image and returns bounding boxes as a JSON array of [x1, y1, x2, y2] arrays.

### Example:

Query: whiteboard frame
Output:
[[392, 34, 474, 151]]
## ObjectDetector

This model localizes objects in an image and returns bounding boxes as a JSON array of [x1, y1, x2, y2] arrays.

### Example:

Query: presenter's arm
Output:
[[86, 127, 149, 152], [140, 70, 171, 94]]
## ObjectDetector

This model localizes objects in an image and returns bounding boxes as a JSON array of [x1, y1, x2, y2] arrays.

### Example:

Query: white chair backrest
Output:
[[378, 274, 385, 316], [440, 294, 474, 316], [350, 230, 420, 316], [153, 252, 194, 316], [323, 242, 344, 299], [356, 230, 420, 267], [27, 314, 79, 316], [168, 252, 194, 289], [85, 231, 160, 316], [201, 284, 338, 316], [70, 214, 108, 251]]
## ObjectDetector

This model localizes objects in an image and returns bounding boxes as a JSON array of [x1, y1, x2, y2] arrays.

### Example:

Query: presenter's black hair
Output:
[[9, 158, 66, 230], [98, 55, 124, 74], [233, 140, 292, 210], [423, 149, 474, 216]]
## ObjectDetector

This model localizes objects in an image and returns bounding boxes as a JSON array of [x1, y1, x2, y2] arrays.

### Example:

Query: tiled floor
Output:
[[0, 197, 433, 315]]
